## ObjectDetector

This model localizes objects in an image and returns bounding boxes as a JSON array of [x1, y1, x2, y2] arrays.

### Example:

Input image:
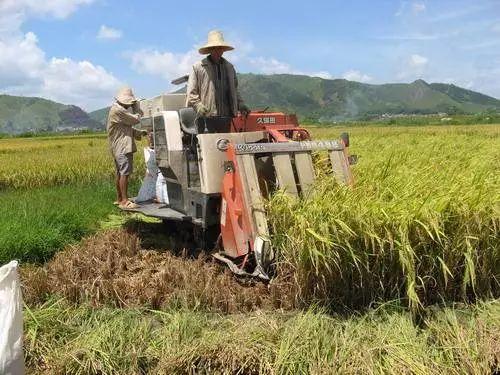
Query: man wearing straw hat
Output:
[[107, 86, 145, 209], [186, 30, 250, 118]]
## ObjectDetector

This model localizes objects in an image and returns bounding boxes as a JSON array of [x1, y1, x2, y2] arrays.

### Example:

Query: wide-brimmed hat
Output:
[[198, 30, 234, 55], [115, 87, 137, 105]]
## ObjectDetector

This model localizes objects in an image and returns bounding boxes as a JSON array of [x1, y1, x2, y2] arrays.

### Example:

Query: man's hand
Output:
[[196, 104, 209, 117], [239, 104, 251, 117]]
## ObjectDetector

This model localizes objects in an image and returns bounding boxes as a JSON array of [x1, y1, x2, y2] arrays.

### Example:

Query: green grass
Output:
[[0, 133, 145, 264], [24, 299, 499, 374], [0, 183, 117, 264]]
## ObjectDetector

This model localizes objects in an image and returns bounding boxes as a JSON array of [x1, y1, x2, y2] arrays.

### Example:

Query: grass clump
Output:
[[24, 299, 500, 374]]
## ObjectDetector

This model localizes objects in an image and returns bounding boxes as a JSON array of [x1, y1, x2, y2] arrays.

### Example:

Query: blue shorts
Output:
[[114, 153, 133, 176]]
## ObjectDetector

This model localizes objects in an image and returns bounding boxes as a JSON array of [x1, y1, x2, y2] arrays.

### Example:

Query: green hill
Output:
[[3, 74, 500, 134], [0, 95, 102, 135], [88, 107, 110, 126], [237, 74, 500, 121], [88, 75, 500, 124]]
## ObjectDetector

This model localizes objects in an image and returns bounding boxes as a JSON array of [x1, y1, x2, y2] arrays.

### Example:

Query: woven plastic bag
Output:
[[156, 172, 169, 204], [0, 261, 25, 375], [136, 147, 158, 202]]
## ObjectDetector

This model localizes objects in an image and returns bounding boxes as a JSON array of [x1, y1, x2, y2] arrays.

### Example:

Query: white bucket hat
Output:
[[115, 87, 137, 105], [198, 30, 234, 55]]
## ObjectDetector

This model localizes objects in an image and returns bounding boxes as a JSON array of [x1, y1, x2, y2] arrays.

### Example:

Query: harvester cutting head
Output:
[[217, 129, 355, 279], [126, 93, 356, 280]]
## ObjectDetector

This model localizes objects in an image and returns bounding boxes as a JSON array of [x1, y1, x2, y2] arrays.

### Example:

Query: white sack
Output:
[[156, 172, 169, 204], [136, 147, 158, 202], [0, 261, 25, 375]]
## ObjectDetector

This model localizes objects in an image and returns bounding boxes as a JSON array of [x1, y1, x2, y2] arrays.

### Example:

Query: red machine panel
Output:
[[231, 112, 310, 141], [232, 112, 299, 132]]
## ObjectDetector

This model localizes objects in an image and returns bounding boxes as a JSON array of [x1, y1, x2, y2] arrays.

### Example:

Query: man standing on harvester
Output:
[[186, 30, 250, 118], [107, 87, 145, 210]]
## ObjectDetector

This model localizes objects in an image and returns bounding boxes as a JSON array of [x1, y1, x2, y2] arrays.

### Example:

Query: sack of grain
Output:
[[0, 261, 25, 375]]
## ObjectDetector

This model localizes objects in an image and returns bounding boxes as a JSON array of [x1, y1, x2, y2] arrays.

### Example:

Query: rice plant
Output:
[[268, 125, 500, 311], [23, 299, 500, 374], [0, 134, 145, 189]]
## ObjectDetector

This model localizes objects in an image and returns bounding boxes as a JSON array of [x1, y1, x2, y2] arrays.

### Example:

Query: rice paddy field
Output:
[[1, 124, 499, 374]]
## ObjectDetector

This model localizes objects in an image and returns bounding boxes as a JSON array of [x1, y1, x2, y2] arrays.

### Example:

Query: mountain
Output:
[[236, 74, 500, 121], [90, 75, 499, 123], [0, 95, 102, 134], [88, 107, 109, 125], [2, 75, 500, 134]]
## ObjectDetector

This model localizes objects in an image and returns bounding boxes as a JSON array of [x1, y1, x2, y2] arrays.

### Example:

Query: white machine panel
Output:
[[163, 111, 183, 152], [197, 131, 267, 194], [139, 94, 186, 117]]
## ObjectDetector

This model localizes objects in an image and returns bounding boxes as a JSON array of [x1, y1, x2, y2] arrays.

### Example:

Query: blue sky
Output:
[[1, 0, 499, 110]]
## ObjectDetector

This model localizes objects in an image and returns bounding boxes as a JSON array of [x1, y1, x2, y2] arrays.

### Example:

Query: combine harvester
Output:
[[125, 79, 356, 279]]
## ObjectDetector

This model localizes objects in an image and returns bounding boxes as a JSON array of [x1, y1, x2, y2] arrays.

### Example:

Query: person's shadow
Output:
[[123, 217, 211, 258]]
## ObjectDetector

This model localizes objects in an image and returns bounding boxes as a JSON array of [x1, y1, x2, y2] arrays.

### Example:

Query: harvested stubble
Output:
[[270, 125, 500, 311], [21, 229, 292, 312], [24, 298, 500, 374]]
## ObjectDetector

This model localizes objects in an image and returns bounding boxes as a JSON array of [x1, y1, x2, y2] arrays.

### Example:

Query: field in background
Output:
[[0, 134, 143, 263], [0, 124, 499, 373], [0, 134, 143, 189]]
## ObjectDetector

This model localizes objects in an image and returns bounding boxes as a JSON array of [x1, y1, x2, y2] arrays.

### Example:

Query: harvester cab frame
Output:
[[125, 86, 356, 280]]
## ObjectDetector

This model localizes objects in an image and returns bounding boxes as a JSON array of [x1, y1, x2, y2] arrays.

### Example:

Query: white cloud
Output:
[[41, 58, 121, 109], [0, 31, 121, 109], [492, 22, 500, 33], [4, 0, 95, 18], [248, 57, 332, 79], [397, 54, 429, 80], [0, 0, 121, 110], [460, 39, 500, 50], [0, 0, 95, 34], [129, 49, 199, 82], [427, 4, 492, 23], [409, 54, 428, 68], [310, 71, 332, 79], [395, 1, 426, 17], [97, 25, 122, 40], [412, 2, 426, 14], [342, 70, 373, 83], [375, 32, 456, 41], [129, 48, 333, 82], [249, 57, 295, 75], [0, 32, 45, 86]]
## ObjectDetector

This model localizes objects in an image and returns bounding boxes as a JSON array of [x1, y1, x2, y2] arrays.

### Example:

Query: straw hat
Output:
[[115, 87, 137, 105], [198, 30, 234, 55]]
